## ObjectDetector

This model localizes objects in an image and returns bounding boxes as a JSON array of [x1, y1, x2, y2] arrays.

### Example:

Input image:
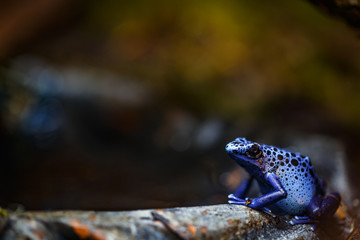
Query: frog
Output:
[[225, 137, 341, 227]]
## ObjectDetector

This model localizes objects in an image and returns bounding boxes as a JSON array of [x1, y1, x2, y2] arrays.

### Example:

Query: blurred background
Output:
[[0, 0, 360, 210]]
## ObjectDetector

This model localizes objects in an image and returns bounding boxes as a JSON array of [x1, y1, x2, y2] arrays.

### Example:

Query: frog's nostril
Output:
[[225, 143, 232, 151], [226, 143, 236, 153]]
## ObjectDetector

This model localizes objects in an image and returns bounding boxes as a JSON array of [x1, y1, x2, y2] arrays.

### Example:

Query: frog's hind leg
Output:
[[290, 193, 341, 227], [313, 192, 341, 222], [307, 193, 341, 221]]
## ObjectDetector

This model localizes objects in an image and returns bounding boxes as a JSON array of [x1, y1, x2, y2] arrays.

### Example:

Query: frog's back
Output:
[[259, 145, 322, 215]]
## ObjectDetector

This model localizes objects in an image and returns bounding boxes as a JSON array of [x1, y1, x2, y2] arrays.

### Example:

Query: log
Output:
[[0, 204, 322, 240]]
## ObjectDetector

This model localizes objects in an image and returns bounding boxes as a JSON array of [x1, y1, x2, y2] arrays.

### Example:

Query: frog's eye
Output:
[[246, 144, 263, 158]]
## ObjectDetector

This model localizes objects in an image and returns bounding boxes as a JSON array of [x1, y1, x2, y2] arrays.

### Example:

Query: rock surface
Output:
[[0, 204, 321, 240]]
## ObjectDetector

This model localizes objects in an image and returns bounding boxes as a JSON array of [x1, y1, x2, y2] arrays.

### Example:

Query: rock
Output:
[[0, 204, 318, 240]]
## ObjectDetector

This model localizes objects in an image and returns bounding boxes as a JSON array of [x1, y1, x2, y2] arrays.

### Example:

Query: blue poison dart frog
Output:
[[226, 137, 341, 228]]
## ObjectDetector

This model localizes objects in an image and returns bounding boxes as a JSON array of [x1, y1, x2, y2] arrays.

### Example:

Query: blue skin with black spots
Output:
[[226, 137, 341, 226]]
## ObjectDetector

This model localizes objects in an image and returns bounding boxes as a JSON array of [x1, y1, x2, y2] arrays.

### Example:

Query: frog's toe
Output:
[[289, 217, 314, 225], [310, 225, 316, 231], [262, 207, 272, 213], [228, 194, 247, 206], [228, 199, 246, 205], [228, 194, 246, 205], [228, 194, 242, 201], [290, 220, 317, 231]]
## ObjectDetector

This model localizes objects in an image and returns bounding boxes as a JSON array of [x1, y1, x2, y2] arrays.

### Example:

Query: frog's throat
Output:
[[234, 157, 265, 175]]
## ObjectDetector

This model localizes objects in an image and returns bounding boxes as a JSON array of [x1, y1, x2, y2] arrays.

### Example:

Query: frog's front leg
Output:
[[228, 172, 287, 209], [233, 175, 254, 199], [290, 192, 341, 226]]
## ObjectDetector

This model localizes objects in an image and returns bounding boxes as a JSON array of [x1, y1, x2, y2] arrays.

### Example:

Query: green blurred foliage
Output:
[[70, 0, 360, 124], [6, 0, 360, 127]]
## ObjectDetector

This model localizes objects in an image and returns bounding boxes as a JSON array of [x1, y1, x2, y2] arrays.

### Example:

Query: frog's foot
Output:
[[261, 207, 278, 218], [292, 192, 340, 230], [262, 207, 272, 213], [228, 194, 274, 215], [290, 217, 318, 231], [228, 194, 247, 205], [290, 216, 312, 224], [289, 216, 318, 228]]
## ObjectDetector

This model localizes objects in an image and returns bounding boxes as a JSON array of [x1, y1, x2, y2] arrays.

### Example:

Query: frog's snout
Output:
[[226, 141, 245, 155], [226, 138, 253, 156], [225, 142, 234, 153], [225, 142, 238, 154]]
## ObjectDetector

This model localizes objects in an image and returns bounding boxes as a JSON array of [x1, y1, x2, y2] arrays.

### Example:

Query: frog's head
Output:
[[226, 138, 265, 172]]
